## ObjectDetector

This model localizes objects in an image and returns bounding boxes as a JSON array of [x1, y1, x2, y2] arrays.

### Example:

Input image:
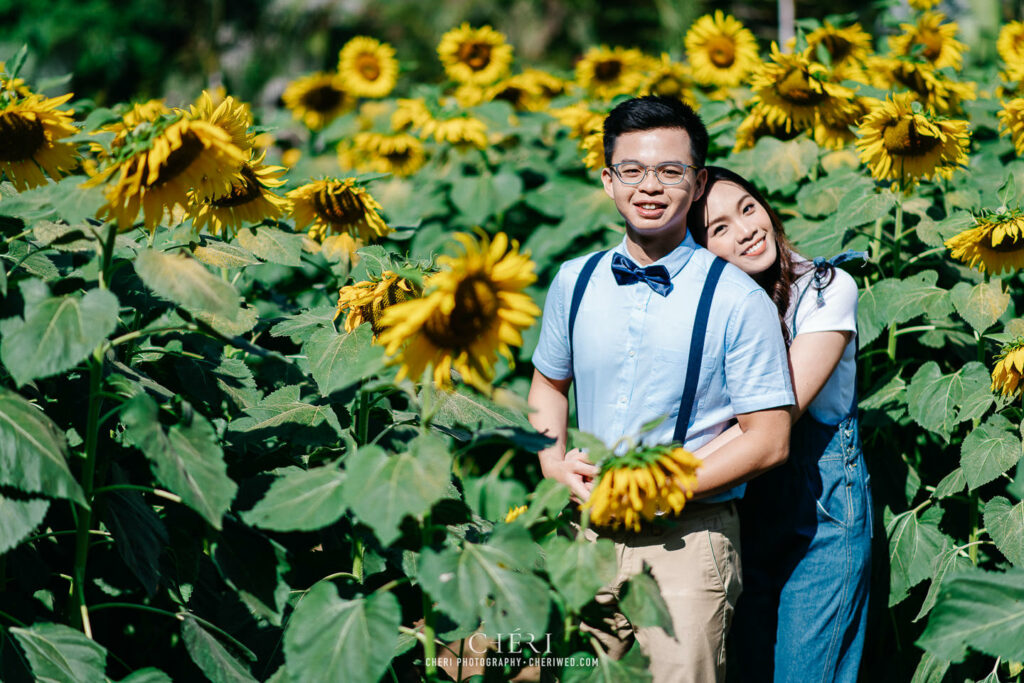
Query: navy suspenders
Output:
[[567, 251, 727, 443]]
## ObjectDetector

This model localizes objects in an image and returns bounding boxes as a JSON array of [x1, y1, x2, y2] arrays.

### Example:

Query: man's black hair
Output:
[[602, 95, 709, 168]]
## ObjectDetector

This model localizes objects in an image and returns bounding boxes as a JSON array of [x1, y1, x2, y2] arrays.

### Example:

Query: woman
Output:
[[687, 166, 872, 683]]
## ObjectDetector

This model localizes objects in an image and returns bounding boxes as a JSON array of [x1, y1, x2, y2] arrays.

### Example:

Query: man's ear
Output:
[[692, 167, 708, 202], [601, 166, 615, 199]]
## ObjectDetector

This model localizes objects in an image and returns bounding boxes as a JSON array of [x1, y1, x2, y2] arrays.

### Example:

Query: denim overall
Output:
[[730, 254, 873, 683]]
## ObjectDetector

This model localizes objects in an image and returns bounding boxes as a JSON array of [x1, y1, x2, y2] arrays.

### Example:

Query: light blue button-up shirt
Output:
[[532, 232, 794, 501]]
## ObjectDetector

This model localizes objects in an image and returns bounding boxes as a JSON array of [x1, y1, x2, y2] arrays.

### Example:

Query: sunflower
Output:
[[88, 115, 246, 232], [376, 232, 540, 390], [889, 12, 967, 71], [350, 131, 426, 177], [583, 445, 701, 532], [391, 98, 432, 133], [805, 21, 872, 78], [0, 61, 32, 98], [750, 44, 858, 134], [420, 114, 489, 150], [640, 54, 697, 106], [878, 58, 976, 115], [580, 129, 605, 172], [504, 505, 527, 523], [999, 98, 1024, 155], [908, 0, 941, 9], [685, 11, 760, 89], [549, 103, 604, 140], [485, 74, 546, 111], [336, 271, 420, 335], [338, 36, 399, 99], [437, 23, 513, 86], [812, 97, 872, 150], [998, 21, 1024, 67], [574, 45, 648, 101], [188, 154, 289, 235], [0, 92, 78, 191], [288, 178, 390, 244], [282, 72, 353, 130], [190, 90, 252, 151], [733, 102, 803, 151], [453, 83, 488, 108], [991, 338, 1024, 397], [945, 209, 1024, 275], [520, 68, 567, 101], [855, 93, 969, 191]]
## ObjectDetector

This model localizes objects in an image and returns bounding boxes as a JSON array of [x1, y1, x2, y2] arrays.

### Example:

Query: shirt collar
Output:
[[613, 231, 700, 278]]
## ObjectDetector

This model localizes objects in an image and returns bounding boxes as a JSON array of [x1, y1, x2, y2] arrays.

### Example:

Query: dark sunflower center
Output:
[[355, 53, 381, 81], [882, 118, 940, 156], [366, 280, 412, 335], [302, 85, 344, 113], [458, 41, 493, 71], [0, 111, 45, 162], [777, 69, 826, 105], [153, 131, 204, 186], [494, 85, 524, 105], [819, 35, 852, 63], [989, 230, 1024, 252], [919, 30, 943, 62], [212, 164, 261, 208], [594, 59, 623, 82], [384, 148, 412, 165], [312, 185, 363, 226], [423, 276, 499, 348], [706, 36, 736, 68]]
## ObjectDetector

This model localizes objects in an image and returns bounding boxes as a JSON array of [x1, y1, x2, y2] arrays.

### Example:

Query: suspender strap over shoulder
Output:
[[672, 257, 727, 444], [568, 250, 607, 370]]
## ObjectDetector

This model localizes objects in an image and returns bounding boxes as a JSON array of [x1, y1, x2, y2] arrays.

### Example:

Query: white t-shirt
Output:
[[784, 255, 859, 426]]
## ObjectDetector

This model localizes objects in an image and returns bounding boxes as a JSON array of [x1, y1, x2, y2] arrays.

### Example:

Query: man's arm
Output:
[[527, 368, 597, 501], [691, 407, 790, 498]]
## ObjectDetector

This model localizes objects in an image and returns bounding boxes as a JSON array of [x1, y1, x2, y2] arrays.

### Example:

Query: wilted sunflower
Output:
[[420, 114, 488, 150], [855, 93, 969, 191], [583, 444, 701, 532], [750, 44, 857, 134], [733, 102, 803, 151], [991, 337, 1024, 397], [338, 36, 399, 99], [889, 12, 967, 71], [188, 154, 289, 235], [437, 23, 513, 86], [391, 97, 432, 133], [190, 90, 253, 151], [945, 209, 1024, 275], [335, 271, 420, 335], [89, 115, 246, 232], [999, 98, 1024, 155], [289, 178, 390, 245], [685, 11, 760, 89], [282, 72, 353, 130], [574, 45, 648, 101], [998, 21, 1024, 67], [377, 232, 540, 390], [640, 54, 697, 106], [504, 505, 527, 523], [0, 92, 78, 191], [804, 21, 872, 78], [350, 131, 426, 177], [812, 97, 871, 150]]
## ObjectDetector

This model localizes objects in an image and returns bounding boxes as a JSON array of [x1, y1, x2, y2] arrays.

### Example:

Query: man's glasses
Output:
[[609, 162, 695, 186]]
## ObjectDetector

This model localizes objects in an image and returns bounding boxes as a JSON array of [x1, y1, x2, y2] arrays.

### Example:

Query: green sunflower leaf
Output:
[[134, 248, 244, 321], [0, 280, 119, 386], [906, 361, 991, 441], [887, 504, 951, 606], [0, 388, 85, 505], [118, 669, 174, 683], [242, 466, 348, 532], [543, 535, 617, 611], [418, 523, 550, 637], [121, 393, 236, 530], [960, 414, 1023, 491], [236, 225, 304, 267], [341, 435, 453, 546], [0, 493, 49, 554], [190, 235, 261, 269], [951, 280, 1011, 334], [226, 385, 343, 445], [212, 519, 291, 625], [304, 324, 387, 396], [620, 565, 675, 636], [909, 650, 950, 683], [835, 185, 898, 231], [983, 496, 1024, 566], [181, 616, 257, 683], [10, 622, 107, 683], [914, 544, 972, 622], [917, 568, 1024, 663], [561, 647, 651, 683], [858, 271, 951, 348], [282, 583, 400, 683]]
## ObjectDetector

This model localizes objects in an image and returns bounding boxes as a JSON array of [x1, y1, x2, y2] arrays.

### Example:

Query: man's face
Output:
[[601, 127, 705, 243]]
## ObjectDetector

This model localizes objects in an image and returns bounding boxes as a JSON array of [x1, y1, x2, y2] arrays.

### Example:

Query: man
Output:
[[528, 96, 794, 682]]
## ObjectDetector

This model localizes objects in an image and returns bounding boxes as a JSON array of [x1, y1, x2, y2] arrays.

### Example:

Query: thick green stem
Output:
[[969, 491, 980, 565], [352, 538, 364, 583], [357, 391, 370, 445], [886, 200, 905, 362]]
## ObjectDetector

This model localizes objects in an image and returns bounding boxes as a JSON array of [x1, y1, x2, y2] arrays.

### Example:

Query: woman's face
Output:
[[701, 180, 778, 276]]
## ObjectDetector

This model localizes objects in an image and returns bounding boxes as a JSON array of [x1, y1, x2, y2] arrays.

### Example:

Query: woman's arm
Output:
[[692, 329, 852, 460]]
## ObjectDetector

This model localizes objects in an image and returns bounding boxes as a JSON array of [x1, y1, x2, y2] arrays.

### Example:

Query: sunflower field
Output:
[[1, 1, 1024, 681]]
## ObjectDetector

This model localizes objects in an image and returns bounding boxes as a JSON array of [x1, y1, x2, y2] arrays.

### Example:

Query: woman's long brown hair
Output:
[[687, 166, 832, 345]]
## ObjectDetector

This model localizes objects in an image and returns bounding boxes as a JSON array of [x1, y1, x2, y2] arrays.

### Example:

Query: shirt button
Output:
[[628, 350, 636, 357], [619, 396, 626, 404]]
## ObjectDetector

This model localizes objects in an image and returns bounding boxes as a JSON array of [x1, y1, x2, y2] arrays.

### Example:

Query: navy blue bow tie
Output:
[[610, 252, 673, 296]]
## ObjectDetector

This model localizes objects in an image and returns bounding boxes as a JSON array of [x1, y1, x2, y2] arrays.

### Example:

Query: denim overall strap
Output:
[[568, 250, 607, 423], [791, 250, 868, 337], [672, 257, 727, 443]]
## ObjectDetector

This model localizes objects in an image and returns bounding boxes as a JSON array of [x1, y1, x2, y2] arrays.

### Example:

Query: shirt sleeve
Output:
[[724, 288, 795, 414], [531, 266, 572, 380], [792, 269, 858, 337]]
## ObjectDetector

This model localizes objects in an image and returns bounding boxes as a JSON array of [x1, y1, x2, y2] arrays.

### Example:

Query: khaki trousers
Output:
[[580, 501, 742, 683]]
